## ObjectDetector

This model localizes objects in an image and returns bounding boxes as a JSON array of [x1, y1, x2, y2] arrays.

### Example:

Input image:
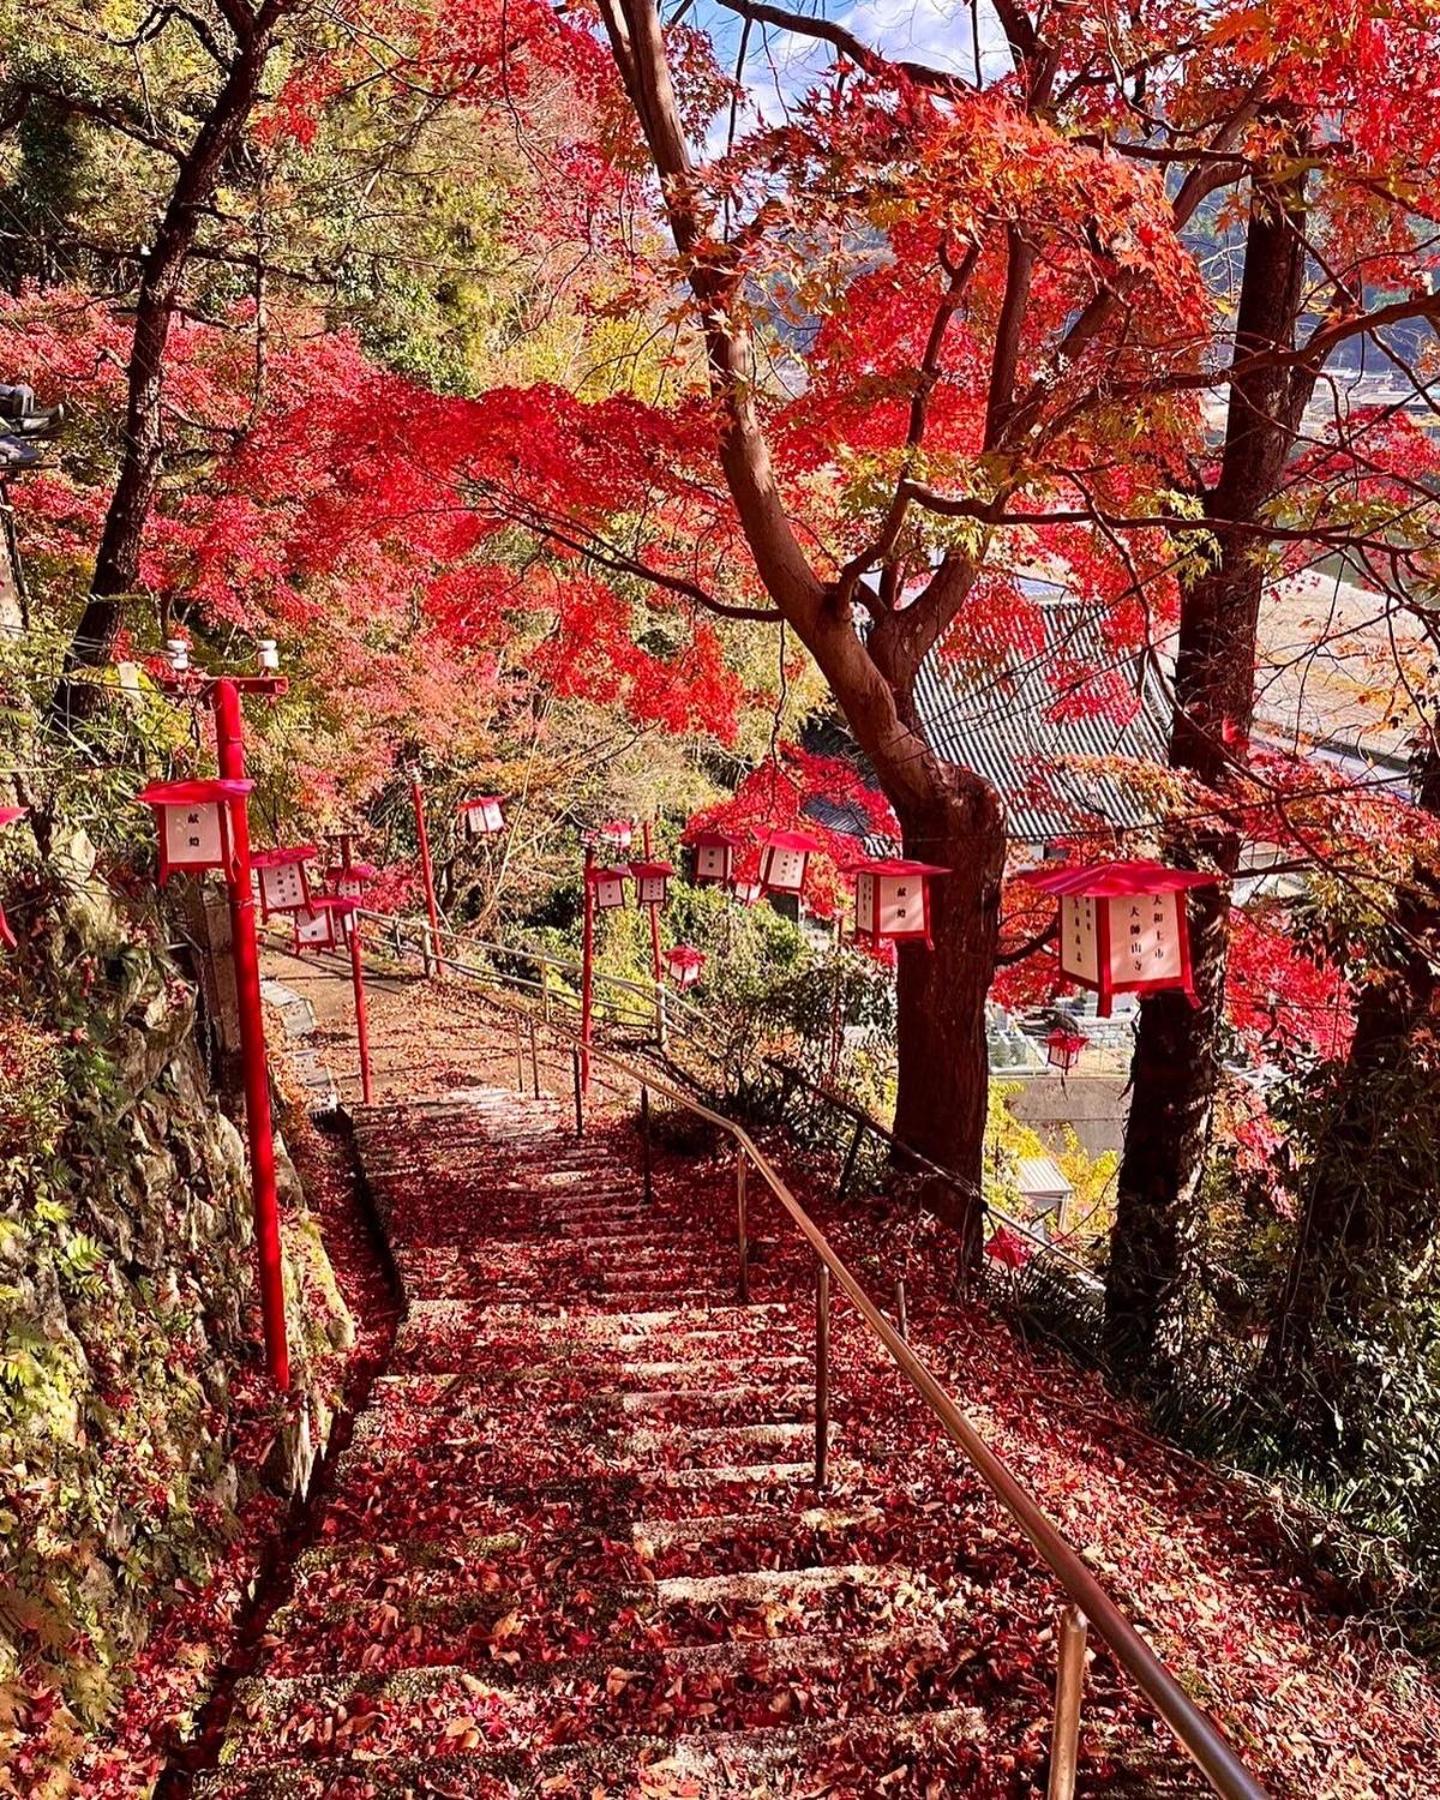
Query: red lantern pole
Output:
[[339, 834, 374, 1105], [642, 818, 662, 985], [580, 840, 595, 1095], [410, 773, 442, 978], [213, 678, 290, 1394]]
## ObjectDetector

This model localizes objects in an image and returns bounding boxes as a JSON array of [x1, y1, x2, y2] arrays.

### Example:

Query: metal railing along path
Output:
[[357, 930, 1270, 1800]]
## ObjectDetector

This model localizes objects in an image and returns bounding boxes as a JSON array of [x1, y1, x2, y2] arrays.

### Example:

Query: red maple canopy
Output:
[[0, 806, 27, 828], [0, 805, 26, 951]]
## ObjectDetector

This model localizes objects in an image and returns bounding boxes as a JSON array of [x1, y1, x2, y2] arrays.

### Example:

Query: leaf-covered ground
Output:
[[193, 951, 1440, 1795]]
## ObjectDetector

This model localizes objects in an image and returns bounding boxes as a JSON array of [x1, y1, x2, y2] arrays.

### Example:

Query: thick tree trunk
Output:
[[50, 11, 285, 727], [889, 763, 1005, 1259], [1261, 749, 1440, 1399], [1105, 163, 1309, 1371]]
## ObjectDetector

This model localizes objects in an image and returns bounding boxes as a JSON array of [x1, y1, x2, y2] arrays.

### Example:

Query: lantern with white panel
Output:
[[586, 864, 630, 911], [687, 827, 743, 887], [594, 819, 634, 854], [458, 796, 506, 839], [629, 860, 674, 909], [729, 877, 764, 908], [853, 857, 947, 950], [326, 860, 377, 902], [756, 828, 824, 897], [292, 894, 353, 954], [0, 805, 26, 950], [252, 845, 317, 920], [136, 778, 253, 884], [1017, 859, 1218, 1017], [664, 944, 705, 990], [1045, 1027, 1088, 1075]]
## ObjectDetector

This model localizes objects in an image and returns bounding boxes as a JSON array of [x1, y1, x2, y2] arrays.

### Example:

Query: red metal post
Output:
[[411, 774, 442, 978], [339, 834, 374, 1105], [580, 840, 595, 1095], [213, 679, 291, 1393]]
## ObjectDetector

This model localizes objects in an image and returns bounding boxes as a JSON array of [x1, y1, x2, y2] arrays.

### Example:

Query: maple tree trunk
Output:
[[50, 10, 287, 727], [1106, 163, 1308, 1373], [888, 764, 1004, 1260], [1261, 750, 1440, 1407]]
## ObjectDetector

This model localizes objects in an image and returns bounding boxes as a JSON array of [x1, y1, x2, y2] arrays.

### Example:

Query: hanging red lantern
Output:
[[1017, 859, 1218, 1018], [629, 860, 675, 908], [687, 826, 744, 886], [664, 944, 705, 989], [853, 857, 947, 950], [293, 894, 353, 953], [326, 860, 377, 901], [251, 845, 317, 919], [586, 864, 630, 910], [1045, 1027, 1088, 1074], [458, 796, 506, 838], [0, 806, 27, 950], [756, 827, 824, 896], [729, 877, 764, 907], [593, 819, 634, 853], [136, 778, 253, 884]]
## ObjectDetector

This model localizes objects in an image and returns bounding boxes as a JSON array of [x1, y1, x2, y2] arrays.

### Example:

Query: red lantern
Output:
[[586, 864, 630, 910], [326, 861, 377, 901], [293, 894, 353, 953], [729, 878, 764, 907], [756, 828, 824, 895], [1045, 1027, 1088, 1074], [1018, 860, 1217, 1018], [252, 844, 317, 919], [594, 819, 634, 853], [0, 805, 26, 950], [687, 827, 743, 886], [853, 857, 947, 950], [458, 796, 506, 838], [629, 860, 674, 908], [136, 778, 253, 883], [664, 943, 705, 989]]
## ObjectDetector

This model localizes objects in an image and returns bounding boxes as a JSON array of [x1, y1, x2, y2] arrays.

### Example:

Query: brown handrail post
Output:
[[641, 1085, 653, 1205], [1047, 1605, 1089, 1800], [513, 1017, 525, 1092], [895, 1275, 909, 1341], [736, 1151, 750, 1304], [815, 1260, 830, 1490], [539, 958, 550, 1022], [572, 1047, 584, 1136], [528, 1016, 541, 1098], [837, 1116, 866, 1202]]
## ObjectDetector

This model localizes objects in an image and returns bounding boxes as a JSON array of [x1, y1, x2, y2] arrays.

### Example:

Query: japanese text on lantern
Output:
[[165, 803, 224, 870], [1060, 895, 1099, 984], [1114, 893, 1181, 984]]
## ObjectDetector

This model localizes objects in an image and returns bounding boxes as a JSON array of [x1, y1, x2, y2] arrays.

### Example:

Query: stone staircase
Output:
[[194, 1087, 1199, 1797]]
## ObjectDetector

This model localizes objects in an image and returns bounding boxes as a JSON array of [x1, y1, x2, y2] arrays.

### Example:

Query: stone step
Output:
[[194, 1704, 988, 1797]]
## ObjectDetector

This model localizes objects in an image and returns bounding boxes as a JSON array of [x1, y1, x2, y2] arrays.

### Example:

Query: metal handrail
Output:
[[370, 932, 1268, 1800]]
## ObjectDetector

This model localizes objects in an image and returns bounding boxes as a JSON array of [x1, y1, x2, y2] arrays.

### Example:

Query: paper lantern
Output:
[[1018, 859, 1217, 1018], [729, 878, 764, 907], [756, 828, 824, 896], [136, 778, 253, 884], [586, 864, 630, 910], [687, 827, 743, 886], [293, 895, 353, 953], [326, 861, 377, 901], [0, 805, 26, 950], [853, 857, 947, 949], [664, 944, 705, 989], [458, 796, 505, 838], [595, 819, 634, 853], [252, 845, 317, 919], [629, 860, 675, 908], [1045, 1028, 1088, 1074]]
